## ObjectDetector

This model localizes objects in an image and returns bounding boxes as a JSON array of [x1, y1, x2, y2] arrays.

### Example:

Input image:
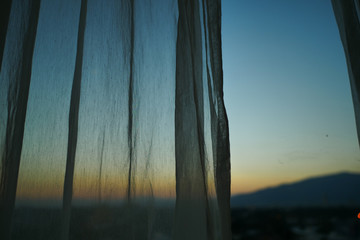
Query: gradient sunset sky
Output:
[[222, 0, 360, 194]]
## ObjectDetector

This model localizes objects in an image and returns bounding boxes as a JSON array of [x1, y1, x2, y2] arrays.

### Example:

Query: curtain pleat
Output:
[[174, 0, 210, 239], [0, 1, 41, 239], [331, 0, 360, 146], [0, 0, 13, 71], [203, 1, 232, 239], [61, 0, 87, 239]]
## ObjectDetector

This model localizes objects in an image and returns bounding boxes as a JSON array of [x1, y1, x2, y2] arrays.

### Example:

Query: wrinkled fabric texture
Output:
[[332, 0, 360, 145], [0, 0, 231, 240]]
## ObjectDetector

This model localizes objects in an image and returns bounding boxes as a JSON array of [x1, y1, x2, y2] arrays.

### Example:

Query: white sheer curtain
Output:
[[0, 0, 231, 240]]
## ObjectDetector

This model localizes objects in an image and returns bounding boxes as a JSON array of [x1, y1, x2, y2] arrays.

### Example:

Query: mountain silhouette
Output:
[[231, 172, 360, 208]]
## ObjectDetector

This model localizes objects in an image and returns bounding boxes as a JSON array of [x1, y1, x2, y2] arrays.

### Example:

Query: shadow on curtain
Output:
[[0, 0, 231, 239]]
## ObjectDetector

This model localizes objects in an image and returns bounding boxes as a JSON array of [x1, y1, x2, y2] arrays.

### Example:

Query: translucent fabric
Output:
[[332, 0, 360, 146], [0, 0, 231, 240]]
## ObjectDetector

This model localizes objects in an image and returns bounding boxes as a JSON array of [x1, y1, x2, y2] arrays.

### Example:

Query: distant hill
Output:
[[231, 172, 360, 208]]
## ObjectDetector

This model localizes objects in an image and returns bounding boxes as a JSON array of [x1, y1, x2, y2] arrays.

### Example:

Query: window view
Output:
[[223, 1, 360, 239], [1, 1, 359, 240]]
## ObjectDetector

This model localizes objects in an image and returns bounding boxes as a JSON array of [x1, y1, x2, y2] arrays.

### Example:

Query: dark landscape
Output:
[[9, 173, 360, 240], [231, 172, 360, 240], [232, 207, 359, 240], [231, 173, 360, 208]]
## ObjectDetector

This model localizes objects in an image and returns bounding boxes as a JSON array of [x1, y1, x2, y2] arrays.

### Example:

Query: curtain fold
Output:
[[203, 1, 232, 239], [0, 0, 13, 71], [61, 0, 88, 239], [0, 0, 231, 239], [331, 0, 360, 146], [0, 1, 41, 239], [174, 0, 210, 239]]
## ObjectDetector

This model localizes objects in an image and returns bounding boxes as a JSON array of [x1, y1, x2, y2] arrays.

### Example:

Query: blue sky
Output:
[[222, 0, 360, 194]]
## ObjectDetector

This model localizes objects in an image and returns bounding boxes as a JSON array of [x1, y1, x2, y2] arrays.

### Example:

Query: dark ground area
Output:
[[232, 207, 360, 240], [11, 206, 174, 240], [10, 206, 360, 239]]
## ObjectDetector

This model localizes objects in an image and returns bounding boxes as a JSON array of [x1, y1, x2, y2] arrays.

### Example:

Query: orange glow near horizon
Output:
[[16, 172, 178, 200], [18, 168, 358, 200], [15, 171, 222, 201], [231, 171, 293, 194]]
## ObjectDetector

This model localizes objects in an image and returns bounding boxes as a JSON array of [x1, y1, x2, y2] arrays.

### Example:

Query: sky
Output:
[[222, 1, 360, 194]]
